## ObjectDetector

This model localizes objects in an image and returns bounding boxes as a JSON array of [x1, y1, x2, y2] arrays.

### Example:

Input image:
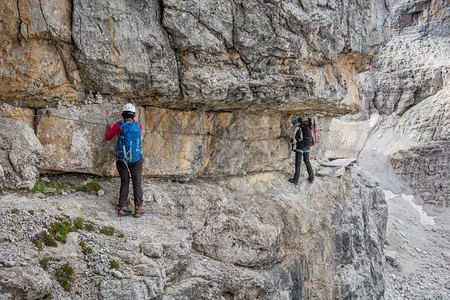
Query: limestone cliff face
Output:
[[34, 103, 292, 178], [1, 0, 390, 112], [356, 0, 450, 206], [0, 0, 392, 179]]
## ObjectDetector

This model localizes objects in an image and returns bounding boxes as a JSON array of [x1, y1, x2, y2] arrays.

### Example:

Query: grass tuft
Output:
[[74, 217, 84, 230], [39, 257, 50, 270], [76, 182, 101, 193], [100, 226, 115, 236], [109, 260, 120, 270], [55, 263, 75, 291], [34, 239, 44, 251], [82, 247, 93, 255], [28, 180, 45, 193]]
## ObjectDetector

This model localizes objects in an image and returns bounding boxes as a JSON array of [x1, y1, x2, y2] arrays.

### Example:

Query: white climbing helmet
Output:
[[122, 103, 136, 113]]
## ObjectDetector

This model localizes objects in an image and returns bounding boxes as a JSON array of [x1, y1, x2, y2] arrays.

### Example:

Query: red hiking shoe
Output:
[[134, 206, 144, 218], [288, 178, 299, 185], [118, 208, 132, 216]]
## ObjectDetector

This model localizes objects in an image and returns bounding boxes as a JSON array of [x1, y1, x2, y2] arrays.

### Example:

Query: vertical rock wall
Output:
[[356, 0, 450, 205], [34, 104, 293, 177], [1, 0, 391, 112]]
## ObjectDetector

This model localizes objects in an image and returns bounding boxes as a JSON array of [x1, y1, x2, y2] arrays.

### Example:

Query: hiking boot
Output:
[[118, 207, 132, 216], [309, 179, 315, 183], [288, 178, 299, 185], [134, 206, 144, 218]]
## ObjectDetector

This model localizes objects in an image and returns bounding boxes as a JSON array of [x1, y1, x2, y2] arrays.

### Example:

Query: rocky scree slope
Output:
[[0, 170, 386, 300]]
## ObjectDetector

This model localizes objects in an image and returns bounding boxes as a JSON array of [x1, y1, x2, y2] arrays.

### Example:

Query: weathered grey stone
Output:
[[143, 170, 387, 299], [156, 0, 391, 111], [0, 118, 44, 189], [391, 0, 450, 38], [391, 142, 450, 206], [0, 0, 81, 104], [35, 104, 292, 177], [72, 0, 179, 97], [193, 209, 281, 267], [0, 266, 52, 299], [353, 0, 450, 206], [0, 105, 35, 129], [35, 104, 123, 176], [0, 165, 387, 299], [357, 0, 450, 117], [141, 242, 163, 258], [2, 0, 391, 111], [42, 232, 88, 275], [99, 278, 162, 300], [358, 83, 450, 201], [385, 250, 399, 267]]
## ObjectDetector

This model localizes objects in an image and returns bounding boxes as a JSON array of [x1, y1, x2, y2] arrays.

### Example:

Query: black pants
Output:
[[116, 158, 143, 208], [294, 150, 314, 183]]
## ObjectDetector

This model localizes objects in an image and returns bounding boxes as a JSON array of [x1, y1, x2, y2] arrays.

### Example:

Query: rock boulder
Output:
[[0, 118, 43, 189]]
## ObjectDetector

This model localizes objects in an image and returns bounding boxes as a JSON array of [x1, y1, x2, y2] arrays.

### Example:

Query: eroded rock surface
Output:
[[0, 169, 387, 299], [357, 0, 449, 117], [35, 104, 293, 177], [0, 118, 43, 189], [0, 0, 391, 112], [355, 0, 450, 205]]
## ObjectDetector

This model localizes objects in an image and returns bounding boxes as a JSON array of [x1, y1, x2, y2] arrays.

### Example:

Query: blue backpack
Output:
[[116, 121, 142, 164]]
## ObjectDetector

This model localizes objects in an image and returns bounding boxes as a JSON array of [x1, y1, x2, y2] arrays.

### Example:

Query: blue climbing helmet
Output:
[[292, 116, 300, 125]]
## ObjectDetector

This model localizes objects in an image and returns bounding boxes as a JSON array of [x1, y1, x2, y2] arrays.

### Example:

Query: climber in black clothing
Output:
[[289, 117, 315, 184]]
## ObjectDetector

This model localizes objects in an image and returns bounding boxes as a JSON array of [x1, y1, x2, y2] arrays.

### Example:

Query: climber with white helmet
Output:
[[105, 103, 144, 218]]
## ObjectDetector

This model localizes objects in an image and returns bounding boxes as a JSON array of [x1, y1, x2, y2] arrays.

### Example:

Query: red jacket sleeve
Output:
[[105, 122, 121, 141]]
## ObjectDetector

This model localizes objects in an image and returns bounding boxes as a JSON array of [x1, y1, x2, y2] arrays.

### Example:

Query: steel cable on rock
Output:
[[0, 113, 292, 170], [0, 113, 289, 141]]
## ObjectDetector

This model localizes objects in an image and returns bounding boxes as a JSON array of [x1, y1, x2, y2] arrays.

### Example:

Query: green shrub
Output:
[[84, 223, 94, 232], [28, 210, 34, 215], [55, 263, 75, 291], [34, 239, 44, 251], [100, 226, 115, 236], [76, 182, 101, 193], [74, 217, 84, 230], [43, 234, 58, 247], [39, 257, 50, 270], [82, 247, 93, 255], [28, 180, 45, 193], [79, 240, 86, 248], [117, 233, 125, 238], [51, 220, 73, 243], [109, 260, 120, 270], [11, 208, 20, 214]]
